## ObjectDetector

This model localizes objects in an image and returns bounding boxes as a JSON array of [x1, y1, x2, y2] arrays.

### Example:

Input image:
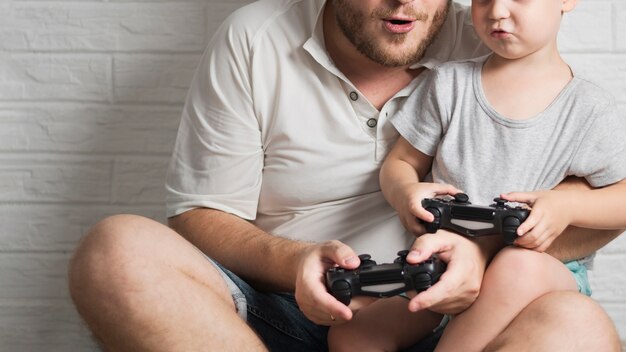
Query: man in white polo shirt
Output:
[[68, 1, 621, 351]]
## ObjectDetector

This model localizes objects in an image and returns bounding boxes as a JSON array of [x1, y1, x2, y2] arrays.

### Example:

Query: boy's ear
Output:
[[562, 0, 578, 13]]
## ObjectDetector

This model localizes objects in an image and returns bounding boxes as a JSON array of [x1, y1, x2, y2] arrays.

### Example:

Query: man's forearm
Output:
[[168, 208, 310, 292], [546, 227, 623, 262], [548, 176, 624, 261]]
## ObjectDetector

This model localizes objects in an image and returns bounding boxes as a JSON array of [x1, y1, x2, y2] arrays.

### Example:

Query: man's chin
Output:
[[361, 32, 431, 67], [366, 47, 426, 67]]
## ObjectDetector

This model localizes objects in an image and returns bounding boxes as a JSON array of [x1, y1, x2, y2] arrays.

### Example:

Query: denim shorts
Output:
[[207, 257, 442, 352]]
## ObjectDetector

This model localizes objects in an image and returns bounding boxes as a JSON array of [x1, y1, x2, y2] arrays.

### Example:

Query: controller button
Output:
[[423, 208, 441, 233], [332, 280, 350, 291], [429, 208, 441, 218], [503, 216, 521, 227], [502, 217, 522, 245], [454, 193, 469, 203], [412, 273, 432, 289]]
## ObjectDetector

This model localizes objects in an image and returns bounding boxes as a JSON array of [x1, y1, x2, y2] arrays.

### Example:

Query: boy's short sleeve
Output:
[[569, 100, 626, 187]]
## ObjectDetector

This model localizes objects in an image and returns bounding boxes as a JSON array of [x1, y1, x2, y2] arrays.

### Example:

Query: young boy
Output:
[[328, 0, 626, 351]]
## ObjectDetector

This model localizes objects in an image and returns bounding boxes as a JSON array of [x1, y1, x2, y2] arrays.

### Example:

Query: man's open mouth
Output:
[[384, 17, 416, 34], [388, 19, 412, 25]]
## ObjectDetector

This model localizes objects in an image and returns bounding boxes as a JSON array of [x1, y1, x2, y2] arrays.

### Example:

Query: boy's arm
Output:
[[380, 137, 433, 203], [380, 137, 431, 234], [380, 137, 460, 234], [546, 177, 625, 261], [567, 179, 626, 229]]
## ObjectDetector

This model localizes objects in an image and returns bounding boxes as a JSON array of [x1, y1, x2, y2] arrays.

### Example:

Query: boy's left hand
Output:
[[500, 190, 572, 252]]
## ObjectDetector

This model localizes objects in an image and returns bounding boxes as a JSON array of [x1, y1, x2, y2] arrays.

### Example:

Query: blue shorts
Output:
[[565, 260, 592, 296], [207, 258, 442, 352]]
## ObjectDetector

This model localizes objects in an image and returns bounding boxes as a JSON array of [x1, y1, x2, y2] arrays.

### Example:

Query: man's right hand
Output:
[[294, 240, 363, 326]]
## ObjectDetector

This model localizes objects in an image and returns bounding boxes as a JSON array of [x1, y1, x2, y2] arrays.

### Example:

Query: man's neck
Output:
[[323, 2, 421, 110]]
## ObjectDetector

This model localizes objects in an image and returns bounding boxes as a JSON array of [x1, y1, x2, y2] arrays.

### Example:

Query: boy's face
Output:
[[332, 0, 450, 67], [471, 0, 576, 60]]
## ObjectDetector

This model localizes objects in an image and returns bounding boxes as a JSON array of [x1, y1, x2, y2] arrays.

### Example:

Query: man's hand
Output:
[[294, 240, 366, 326], [393, 183, 462, 235], [500, 190, 571, 252], [405, 231, 487, 314]]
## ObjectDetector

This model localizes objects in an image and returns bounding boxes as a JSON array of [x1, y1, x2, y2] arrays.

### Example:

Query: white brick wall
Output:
[[0, 0, 623, 350]]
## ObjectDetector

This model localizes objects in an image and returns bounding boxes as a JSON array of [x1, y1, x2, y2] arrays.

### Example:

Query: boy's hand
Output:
[[500, 190, 572, 252], [395, 183, 462, 235]]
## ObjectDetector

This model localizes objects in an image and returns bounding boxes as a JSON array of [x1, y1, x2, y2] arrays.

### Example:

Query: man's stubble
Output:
[[333, 0, 450, 67]]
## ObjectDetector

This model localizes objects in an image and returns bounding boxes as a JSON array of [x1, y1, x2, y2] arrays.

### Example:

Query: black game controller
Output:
[[326, 251, 446, 305], [421, 193, 530, 245]]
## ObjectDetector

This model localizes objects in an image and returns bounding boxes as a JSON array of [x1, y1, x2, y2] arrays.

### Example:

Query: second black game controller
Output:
[[325, 251, 446, 305], [421, 193, 530, 245]]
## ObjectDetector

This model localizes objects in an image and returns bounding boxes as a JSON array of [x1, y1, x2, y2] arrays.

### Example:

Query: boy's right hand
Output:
[[395, 182, 462, 235]]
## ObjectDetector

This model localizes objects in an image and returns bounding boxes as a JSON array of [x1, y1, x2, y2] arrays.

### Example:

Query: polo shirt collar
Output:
[[302, 0, 424, 99], [302, 1, 350, 83]]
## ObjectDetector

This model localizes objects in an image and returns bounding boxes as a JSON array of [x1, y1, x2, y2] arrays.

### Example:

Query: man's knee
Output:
[[69, 214, 233, 310], [486, 291, 620, 351], [68, 215, 166, 307]]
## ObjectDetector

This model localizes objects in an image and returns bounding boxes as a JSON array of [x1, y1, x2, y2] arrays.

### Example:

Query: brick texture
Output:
[[0, 0, 624, 350]]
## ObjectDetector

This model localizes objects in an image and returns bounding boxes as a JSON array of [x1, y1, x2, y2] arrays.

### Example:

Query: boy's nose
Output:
[[488, 0, 511, 21]]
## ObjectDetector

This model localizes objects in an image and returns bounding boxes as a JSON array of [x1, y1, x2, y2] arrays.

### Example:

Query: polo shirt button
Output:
[[349, 91, 359, 101], [366, 118, 377, 128]]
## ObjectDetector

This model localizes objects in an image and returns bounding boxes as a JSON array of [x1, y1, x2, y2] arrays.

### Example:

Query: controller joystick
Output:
[[358, 254, 377, 268], [394, 250, 409, 263], [454, 193, 470, 203], [492, 197, 508, 208], [326, 251, 446, 305], [421, 193, 529, 245]]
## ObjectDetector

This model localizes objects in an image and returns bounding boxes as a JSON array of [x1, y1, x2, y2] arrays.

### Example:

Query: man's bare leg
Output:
[[485, 291, 620, 352], [68, 214, 267, 352]]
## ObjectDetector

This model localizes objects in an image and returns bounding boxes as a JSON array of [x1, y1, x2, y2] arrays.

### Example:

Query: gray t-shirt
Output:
[[392, 55, 626, 206]]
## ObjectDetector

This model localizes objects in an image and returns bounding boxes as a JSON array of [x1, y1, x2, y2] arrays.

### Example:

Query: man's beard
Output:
[[333, 0, 450, 67]]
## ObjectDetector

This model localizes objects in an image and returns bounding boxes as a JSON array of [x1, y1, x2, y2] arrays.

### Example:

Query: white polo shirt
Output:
[[165, 0, 487, 261]]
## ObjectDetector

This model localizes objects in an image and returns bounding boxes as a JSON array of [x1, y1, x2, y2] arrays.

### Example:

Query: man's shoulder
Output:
[[219, 0, 323, 43], [420, 2, 490, 67]]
